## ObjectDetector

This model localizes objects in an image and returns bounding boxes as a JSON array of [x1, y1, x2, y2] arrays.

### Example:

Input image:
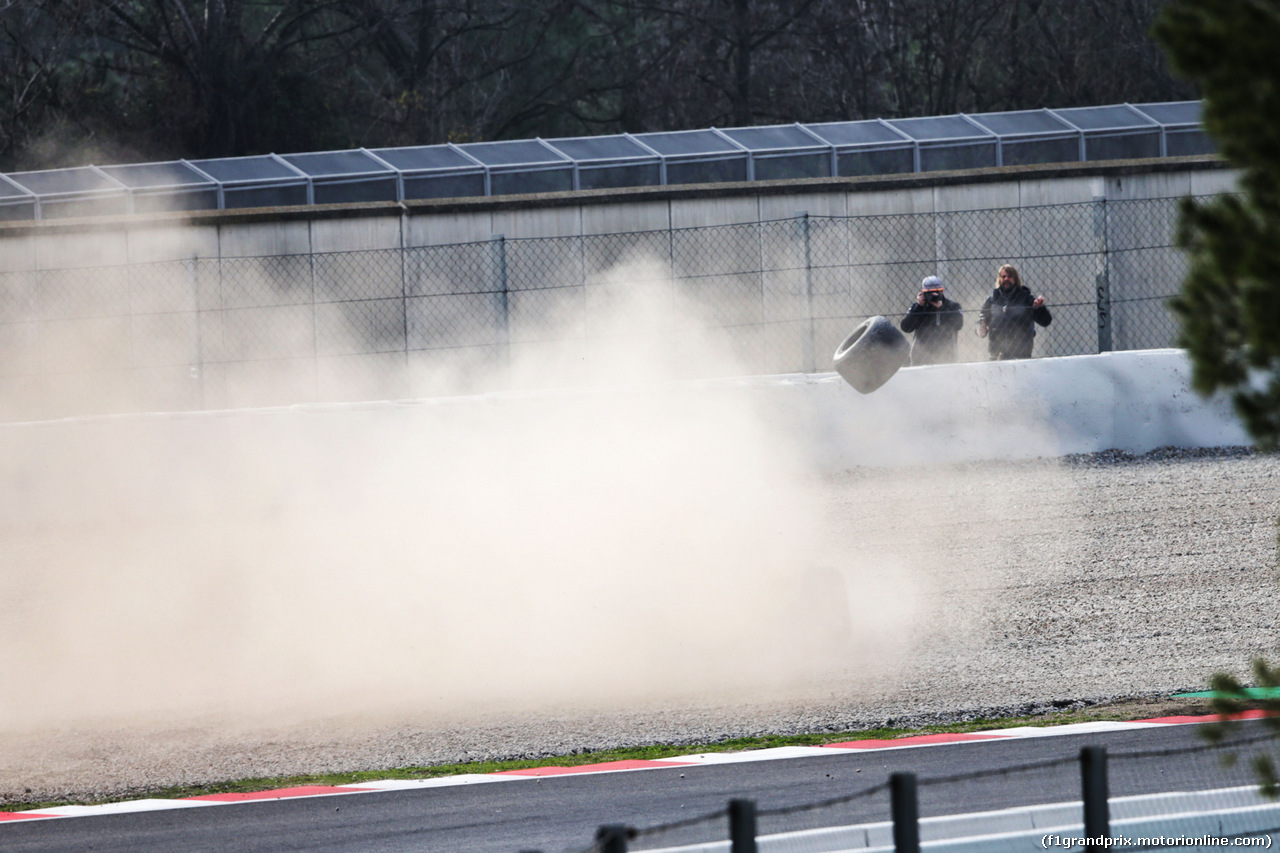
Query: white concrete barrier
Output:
[[742, 348, 1249, 471], [245, 347, 1244, 474], [0, 348, 1247, 492]]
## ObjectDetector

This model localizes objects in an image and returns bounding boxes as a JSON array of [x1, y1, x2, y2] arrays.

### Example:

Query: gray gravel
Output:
[[817, 445, 1279, 722], [2, 446, 1277, 806]]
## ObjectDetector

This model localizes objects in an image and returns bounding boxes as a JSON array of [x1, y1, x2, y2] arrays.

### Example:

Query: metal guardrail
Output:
[[0, 102, 1211, 220]]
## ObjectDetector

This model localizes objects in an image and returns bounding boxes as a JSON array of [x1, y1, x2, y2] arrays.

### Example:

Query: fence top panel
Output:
[[0, 155, 1230, 238], [632, 129, 746, 159], [98, 161, 217, 191], [369, 145, 484, 175], [0, 174, 34, 200], [719, 125, 830, 155], [806, 119, 913, 150], [454, 139, 569, 169], [545, 135, 661, 165], [281, 150, 395, 181], [888, 115, 995, 144], [8, 166, 124, 199], [0, 101, 1214, 222], [1053, 104, 1159, 133], [1130, 100, 1204, 128], [187, 155, 307, 188], [968, 109, 1078, 139]]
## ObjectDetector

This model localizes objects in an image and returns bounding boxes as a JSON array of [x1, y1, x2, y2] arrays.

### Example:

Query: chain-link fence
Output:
[[0, 196, 1201, 422]]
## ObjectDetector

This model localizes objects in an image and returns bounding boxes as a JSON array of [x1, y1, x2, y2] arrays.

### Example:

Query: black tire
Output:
[[832, 315, 910, 394]]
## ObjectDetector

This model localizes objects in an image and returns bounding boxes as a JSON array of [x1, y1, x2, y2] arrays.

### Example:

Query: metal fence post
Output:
[[1081, 746, 1110, 843], [1094, 197, 1113, 353], [491, 233, 511, 366], [308, 242, 319, 400], [797, 211, 816, 373], [667, 220, 677, 317], [185, 257, 205, 409], [595, 823, 629, 853], [890, 772, 920, 853], [399, 217, 411, 381], [729, 798, 758, 853]]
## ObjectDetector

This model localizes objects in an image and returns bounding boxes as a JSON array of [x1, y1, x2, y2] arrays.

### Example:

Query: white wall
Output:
[[758, 348, 1248, 470], [465, 347, 1248, 472], [39, 348, 1234, 475], [0, 162, 1244, 429], [0, 348, 1244, 541], [0, 160, 1236, 268]]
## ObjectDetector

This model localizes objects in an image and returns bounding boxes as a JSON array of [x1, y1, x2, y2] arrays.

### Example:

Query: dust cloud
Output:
[[0, 254, 941, 794]]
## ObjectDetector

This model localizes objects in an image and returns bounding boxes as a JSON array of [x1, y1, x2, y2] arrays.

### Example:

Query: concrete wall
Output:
[[11, 348, 1237, 476], [0, 347, 1243, 543], [771, 348, 1248, 470], [0, 156, 1237, 268], [0, 156, 1242, 422]]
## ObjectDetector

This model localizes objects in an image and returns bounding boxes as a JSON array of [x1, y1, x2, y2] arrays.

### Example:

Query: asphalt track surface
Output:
[[2, 720, 1274, 853]]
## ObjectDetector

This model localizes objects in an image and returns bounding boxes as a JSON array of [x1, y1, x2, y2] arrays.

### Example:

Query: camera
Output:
[[922, 290, 943, 303]]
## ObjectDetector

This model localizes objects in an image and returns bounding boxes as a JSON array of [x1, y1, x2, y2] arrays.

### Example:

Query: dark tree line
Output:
[[0, 0, 1195, 171], [1154, 0, 1280, 785]]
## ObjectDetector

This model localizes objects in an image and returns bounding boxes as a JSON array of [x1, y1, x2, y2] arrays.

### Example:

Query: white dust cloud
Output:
[[0, 254, 929, 746]]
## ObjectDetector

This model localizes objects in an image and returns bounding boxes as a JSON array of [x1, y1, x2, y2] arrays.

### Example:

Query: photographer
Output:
[[900, 275, 964, 365]]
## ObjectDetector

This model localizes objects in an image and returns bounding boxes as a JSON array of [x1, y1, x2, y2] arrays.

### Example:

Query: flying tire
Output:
[[832, 316, 910, 394]]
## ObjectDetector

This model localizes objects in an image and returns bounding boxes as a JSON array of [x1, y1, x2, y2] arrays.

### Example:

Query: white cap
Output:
[[921, 275, 945, 291]]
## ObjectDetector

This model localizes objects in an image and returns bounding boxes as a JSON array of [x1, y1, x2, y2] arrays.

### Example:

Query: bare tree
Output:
[[975, 0, 1194, 112], [86, 0, 358, 157], [0, 1, 109, 169], [788, 0, 892, 121], [605, 0, 821, 128], [0, 0, 1197, 170], [864, 0, 1006, 116], [335, 0, 520, 144]]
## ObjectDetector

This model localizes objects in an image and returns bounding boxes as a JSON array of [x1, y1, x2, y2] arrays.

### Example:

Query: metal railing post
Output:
[[797, 211, 816, 373], [400, 218, 411, 386], [491, 233, 511, 367], [890, 772, 920, 853], [185, 257, 205, 409], [729, 798, 758, 853], [1094, 197, 1113, 352], [1081, 746, 1110, 843], [595, 823, 629, 853]]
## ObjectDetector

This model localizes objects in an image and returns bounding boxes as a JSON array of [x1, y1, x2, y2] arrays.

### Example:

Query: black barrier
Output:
[[1082, 745, 1110, 842], [572, 732, 1278, 853], [890, 772, 921, 853], [728, 798, 758, 853], [595, 823, 630, 853]]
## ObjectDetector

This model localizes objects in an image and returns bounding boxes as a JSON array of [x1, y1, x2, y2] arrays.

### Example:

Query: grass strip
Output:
[[1175, 688, 1280, 699]]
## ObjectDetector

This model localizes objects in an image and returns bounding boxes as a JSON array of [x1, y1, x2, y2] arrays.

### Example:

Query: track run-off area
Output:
[[0, 349, 1276, 811]]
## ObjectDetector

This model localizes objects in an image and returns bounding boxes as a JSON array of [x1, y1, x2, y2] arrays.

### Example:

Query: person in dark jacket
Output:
[[976, 264, 1051, 360], [900, 275, 964, 365]]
